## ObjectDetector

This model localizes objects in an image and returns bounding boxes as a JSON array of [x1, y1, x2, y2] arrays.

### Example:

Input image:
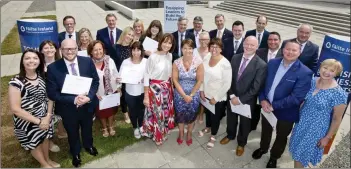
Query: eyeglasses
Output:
[[62, 48, 77, 52], [210, 46, 221, 49]]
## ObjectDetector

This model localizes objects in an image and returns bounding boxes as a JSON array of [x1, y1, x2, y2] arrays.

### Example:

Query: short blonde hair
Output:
[[117, 26, 135, 45], [133, 18, 144, 34], [77, 28, 94, 48], [320, 59, 343, 76]]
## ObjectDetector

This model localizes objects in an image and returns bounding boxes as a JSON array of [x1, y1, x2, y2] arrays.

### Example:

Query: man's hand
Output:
[[261, 100, 273, 113], [231, 97, 241, 105]]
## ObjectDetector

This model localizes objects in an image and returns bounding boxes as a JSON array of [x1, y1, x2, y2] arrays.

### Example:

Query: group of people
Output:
[[8, 12, 348, 169]]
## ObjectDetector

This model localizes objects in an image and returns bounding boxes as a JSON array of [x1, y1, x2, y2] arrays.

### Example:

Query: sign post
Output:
[[17, 19, 59, 52], [164, 1, 186, 33]]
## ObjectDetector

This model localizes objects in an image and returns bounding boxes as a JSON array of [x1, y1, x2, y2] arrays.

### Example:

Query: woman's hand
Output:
[[97, 95, 102, 101], [143, 96, 150, 108], [183, 95, 193, 103], [145, 50, 152, 56], [116, 77, 122, 83], [209, 98, 217, 105], [39, 115, 51, 130], [318, 136, 331, 149], [200, 91, 206, 102]]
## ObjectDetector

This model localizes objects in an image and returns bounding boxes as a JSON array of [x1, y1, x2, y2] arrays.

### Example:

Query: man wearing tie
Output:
[[58, 16, 78, 47], [46, 39, 100, 168], [220, 36, 267, 157], [222, 20, 245, 61], [252, 40, 313, 168], [245, 15, 270, 49], [209, 14, 233, 41], [172, 16, 196, 62], [187, 16, 205, 48], [96, 13, 122, 55], [280, 23, 319, 73]]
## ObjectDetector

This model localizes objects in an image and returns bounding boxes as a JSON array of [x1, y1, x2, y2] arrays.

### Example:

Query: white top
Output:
[[65, 31, 76, 40], [77, 50, 88, 57], [64, 57, 80, 76], [120, 58, 147, 96], [144, 52, 173, 86], [200, 55, 232, 102], [193, 48, 211, 61], [96, 58, 121, 97]]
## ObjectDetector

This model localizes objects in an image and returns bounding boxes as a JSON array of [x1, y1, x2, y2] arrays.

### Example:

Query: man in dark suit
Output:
[[220, 36, 267, 157], [280, 23, 319, 73], [172, 16, 196, 62], [46, 39, 100, 168], [222, 20, 245, 61], [245, 15, 270, 49], [187, 16, 205, 48], [96, 13, 122, 55], [58, 15, 78, 47], [252, 40, 313, 168], [252, 31, 282, 131], [209, 14, 233, 41]]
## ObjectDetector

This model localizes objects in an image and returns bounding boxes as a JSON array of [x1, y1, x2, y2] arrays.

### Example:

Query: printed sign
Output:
[[164, 1, 186, 33]]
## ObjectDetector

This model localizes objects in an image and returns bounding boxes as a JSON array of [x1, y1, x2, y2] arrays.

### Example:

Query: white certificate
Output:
[[120, 66, 143, 84], [230, 102, 251, 119], [201, 98, 215, 114], [99, 93, 120, 110], [61, 74, 92, 95], [142, 37, 158, 52], [261, 109, 277, 130]]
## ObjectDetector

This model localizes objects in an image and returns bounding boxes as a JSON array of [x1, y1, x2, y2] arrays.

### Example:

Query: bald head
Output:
[[243, 36, 259, 56], [61, 39, 78, 61]]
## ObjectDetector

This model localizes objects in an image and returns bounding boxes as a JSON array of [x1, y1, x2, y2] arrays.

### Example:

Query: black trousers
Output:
[[125, 92, 145, 129], [121, 84, 128, 113], [205, 101, 226, 136], [260, 115, 294, 160], [61, 108, 94, 156], [226, 102, 251, 147], [251, 104, 261, 130]]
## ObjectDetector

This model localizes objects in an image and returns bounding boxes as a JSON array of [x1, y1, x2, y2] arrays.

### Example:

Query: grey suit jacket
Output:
[[228, 53, 267, 106]]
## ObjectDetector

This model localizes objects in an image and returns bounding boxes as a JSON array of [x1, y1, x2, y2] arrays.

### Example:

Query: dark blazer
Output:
[[244, 29, 270, 49], [222, 37, 244, 61], [209, 28, 233, 40], [171, 31, 196, 62], [256, 48, 283, 63], [259, 58, 313, 122], [96, 27, 122, 55], [46, 56, 100, 115], [58, 31, 78, 47], [280, 38, 319, 73], [228, 53, 267, 109]]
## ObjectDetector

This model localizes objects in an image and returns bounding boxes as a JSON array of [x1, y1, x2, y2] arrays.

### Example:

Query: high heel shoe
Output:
[[186, 139, 193, 146], [177, 137, 183, 145]]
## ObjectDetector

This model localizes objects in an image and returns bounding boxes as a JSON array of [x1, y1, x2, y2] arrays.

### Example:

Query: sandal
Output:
[[124, 113, 131, 124], [206, 136, 216, 149], [109, 127, 116, 136], [102, 128, 109, 137], [198, 128, 210, 137]]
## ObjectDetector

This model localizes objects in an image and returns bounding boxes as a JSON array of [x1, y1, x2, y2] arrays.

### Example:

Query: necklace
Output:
[[25, 74, 38, 81]]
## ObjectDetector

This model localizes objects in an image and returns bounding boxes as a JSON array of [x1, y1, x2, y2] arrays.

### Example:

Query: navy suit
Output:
[[280, 38, 319, 73], [245, 29, 270, 49], [96, 27, 122, 55], [46, 56, 99, 157], [209, 28, 233, 41], [258, 58, 312, 159], [222, 37, 244, 61], [58, 31, 78, 47], [172, 31, 196, 63]]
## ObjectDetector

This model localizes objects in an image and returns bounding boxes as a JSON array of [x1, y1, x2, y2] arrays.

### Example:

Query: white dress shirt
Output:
[[233, 37, 243, 54], [65, 31, 76, 40], [267, 49, 279, 62], [64, 57, 80, 76], [108, 27, 117, 44]]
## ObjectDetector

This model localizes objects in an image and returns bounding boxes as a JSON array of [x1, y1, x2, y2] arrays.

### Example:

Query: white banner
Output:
[[164, 1, 186, 33]]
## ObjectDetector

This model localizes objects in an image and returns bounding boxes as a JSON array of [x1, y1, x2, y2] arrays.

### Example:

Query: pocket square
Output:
[[286, 79, 295, 82]]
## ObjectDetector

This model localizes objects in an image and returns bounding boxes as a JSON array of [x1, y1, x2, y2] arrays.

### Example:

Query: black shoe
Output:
[[252, 148, 267, 159], [72, 154, 81, 168], [85, 146, 98, 156], [266, 158, 277, 168]]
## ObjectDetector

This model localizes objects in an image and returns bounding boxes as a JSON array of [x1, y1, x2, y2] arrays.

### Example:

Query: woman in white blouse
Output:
[[77, 28, 93, 57], [198, 38, 232, 149], [140, 33, 175, 146], [88, 40, 121, 137], [193, 31, 211, 124], [119, 41, 147, 139]]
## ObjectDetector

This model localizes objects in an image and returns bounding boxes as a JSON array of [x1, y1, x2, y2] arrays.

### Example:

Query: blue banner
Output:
[[17, 19, 59, 52]]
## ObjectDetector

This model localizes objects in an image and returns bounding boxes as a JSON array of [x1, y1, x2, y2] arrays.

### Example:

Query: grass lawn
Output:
[[1, 75, 144, 168], [1, 15, 57, 55]]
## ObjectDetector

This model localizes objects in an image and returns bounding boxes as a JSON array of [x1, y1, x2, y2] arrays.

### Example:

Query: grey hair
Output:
[[199, 31, 210, 37], [215, 14, 225, 20], [178, 16, 188, 22], [297, 23, 313, 32], [193, 16, 203, 22]]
